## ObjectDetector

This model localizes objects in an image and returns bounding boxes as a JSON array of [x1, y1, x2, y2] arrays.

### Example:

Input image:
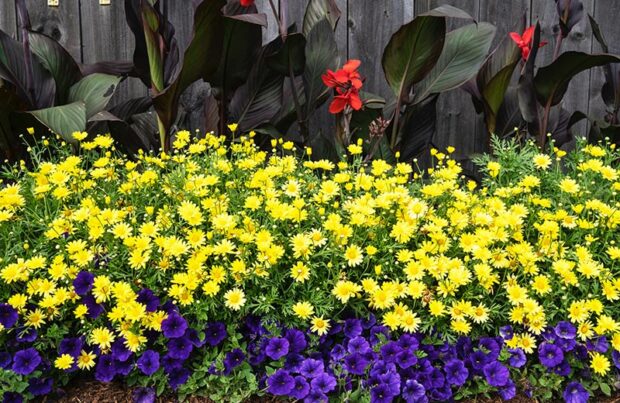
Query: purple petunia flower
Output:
[[204, 322, 227, 346], [136, 288, 160, 312], [538, 343, 564, 368], [499, 379, 516, 400], [185, 328, 206, 348], [470, 350, 491, 370], [265, 337, 289, 360], [348, 336, 371, 355], [310, 373, 336, 394], [396, 349, 417, 369], [300, 358, 324, 378], [563, 381, 589, 403], [613, 350, 620, 370], [224, 348, 245, 372], [478, 337, 500, 361], [28, 377, 53, 396], [482, 361, 509, 387], [161, 353, 184, 373], [137, 350, 160, 376], [304, 389, 328, 403], [557, 337, 576, 352], [587, 336, 609, 353], [168, 367, 190, 390], [132, 387, 156, 403], [2, 392, 23, 403], [343, 319, 363, 339], [553, 359, 572, 377], [380, 341, 403, 363], [397, 334, 420, 352], [370, 384, 395, 403], [95, 354, 116, 382], [82, 295, 104, 319], [0, 352, 11, 369], [111, 338, 132, 362], [59, 337, 83, 359], [0, 304, 18, 329], [15, 327, 37, 343], [402, 379, 426, 402], [499, 325, 513, 340], [12, 348, 41, 375], [290, 376, 310, 400], [161, 312, 188, 339], [115, 359, 133, 376], [555, 321, 576, 340], [508, 348, 526, 368], [73, 271, 95, 296], [444, 359, 469, 386], [267, 369, 295, 395], [330, 344, 346, 361], [369, 325, 390, 345], [344, 353, 369, 375], [284, 328, 307, 353], [166, 336, 193, 360]]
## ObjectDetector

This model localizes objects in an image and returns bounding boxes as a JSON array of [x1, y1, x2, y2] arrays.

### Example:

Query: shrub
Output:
[[0, 131, 618, 401]]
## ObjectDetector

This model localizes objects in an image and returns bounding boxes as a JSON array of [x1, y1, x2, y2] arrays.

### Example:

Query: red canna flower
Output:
[[240, 0, 255, 7], [509, 26, 548, 60], [322, 59, 364, 114]]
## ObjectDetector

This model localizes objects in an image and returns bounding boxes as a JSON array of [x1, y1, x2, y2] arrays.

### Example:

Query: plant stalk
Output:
[[540, 29, 565, 148]]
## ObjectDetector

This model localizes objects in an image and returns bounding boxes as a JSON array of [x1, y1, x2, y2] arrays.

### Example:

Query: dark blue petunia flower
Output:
[[185, 328, 206, 348], [59, 337, 83, 359], [557, 337, 576, 352], [343, 319, 363, 339], [300, 358, 324, 378], [508, 348, 526, 368], [284, 353, 304, 372], [28, 377, 53, 396], [284, 328, 307, 353], [444, 359, 469, 386], [552, 359, 572, 377], [499, 379, 516, 400], [380, 341, 403, 363], [397, 333, 420, 352], [115, 359, 133, 376], [499, 325, 513, 340], [482, 361, 509, 387], [224, 348, 245, 373], [82, 295, 104, 319], [267, 369, 295, 395], [478, 337, 500, 361], [265, 337, 289, 360], [369, 325, 390, 346], [538, 342, 564, 368], [168, 367, 190, 390], [137, 350, 160, 376], [166, 336, 193, 360], [73, 271, 95, 296], [0, 304, 18, 329], [587, 336, 609, 353], [469, 350, 491, 370], [204, 322, 227, 346], [396, 349, 417, 369], [2, 392, 23, 403], [0, 352, 11, 369], [344, 353, 369, 375], [310, 372, 336, 394], [111, 338, 132, 362], [304, 389, 328, 403], [290, 376, 310, 400], [161, 312, 188, 339], [12, 348, 41, 375], [402, 379, 425, 402], [613, 350, 620, 370], [348, 336, 371, 355], [15, 327, 37, 343], [136, 288, 160, 312], [161, 353, 184, 373], [132, 387, 156, 403], [555, 321, 576, 340], [370, 384, 395, 403], [95, 354, 116, 382], [330, 344, 346, 361], [563, 381, 589, 403]]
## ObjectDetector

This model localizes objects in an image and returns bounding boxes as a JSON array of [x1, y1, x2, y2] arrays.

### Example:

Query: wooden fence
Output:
[[0, 0, 618, 156]]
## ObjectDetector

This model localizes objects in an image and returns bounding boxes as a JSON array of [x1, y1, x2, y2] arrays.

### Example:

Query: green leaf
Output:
[[68, 73, 121, 118], [302, 0, 341, 36], [420, 5, 475, 20], [28, 31, 82, 103], [415, 22, 496, 102], [382, 16, 446, 100], [30, 101, 86, 142], [534, 51, 620, 107], [303, 18, 340, 117]]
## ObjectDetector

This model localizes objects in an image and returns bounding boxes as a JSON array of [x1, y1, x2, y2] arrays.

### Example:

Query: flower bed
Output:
[[0, 132, 618, 402]]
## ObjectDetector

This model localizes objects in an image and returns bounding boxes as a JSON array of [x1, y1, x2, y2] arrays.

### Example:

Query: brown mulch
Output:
[[55, 380, 620, 403]]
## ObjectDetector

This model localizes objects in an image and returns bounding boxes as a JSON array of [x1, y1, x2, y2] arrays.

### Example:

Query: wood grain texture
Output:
[[414, 0, 481, 157], [25, 0, 81, 61], [81, 0, 146, 105], [532, 0, 594, 136], [256, 0, 279, 43], [589, 0, 619, 125], [0, 0, 16, 37]]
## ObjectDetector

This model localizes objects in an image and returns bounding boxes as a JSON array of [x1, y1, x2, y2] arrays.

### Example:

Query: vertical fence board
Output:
[[256, 0, 279, 43], [0, 2, 16, 38], [81, 0, 146, 106], [25, 0, 81, 61], [589, 0, 619, 128], [414, 0, 480, 157], [532, 0, 594, 137]]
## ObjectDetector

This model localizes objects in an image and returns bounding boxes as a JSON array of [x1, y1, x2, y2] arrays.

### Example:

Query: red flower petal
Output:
[[509, 32, 523, 45], [521, 26, 535, 44], [240, 0, 255, 7], [329, 97, 347, 114], [343, 59, 361, 73]]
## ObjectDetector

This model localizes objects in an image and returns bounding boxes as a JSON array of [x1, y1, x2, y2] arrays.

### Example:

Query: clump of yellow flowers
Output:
[[0, 130, 618, 373]]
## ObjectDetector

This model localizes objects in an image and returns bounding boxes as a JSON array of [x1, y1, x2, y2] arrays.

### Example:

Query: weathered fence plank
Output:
[[532, 0, 594, 137], [589, 0, 620, 128], [25, 0, 81, 61], [0, 1, 16, 38], [81, 0, 146, 105]]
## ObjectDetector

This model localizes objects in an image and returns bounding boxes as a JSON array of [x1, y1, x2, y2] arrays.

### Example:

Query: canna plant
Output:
[[0, 0, 129, 162]]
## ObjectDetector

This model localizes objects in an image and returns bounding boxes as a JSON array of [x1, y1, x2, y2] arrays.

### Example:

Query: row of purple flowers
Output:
[[0, 287, 617, 402]]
